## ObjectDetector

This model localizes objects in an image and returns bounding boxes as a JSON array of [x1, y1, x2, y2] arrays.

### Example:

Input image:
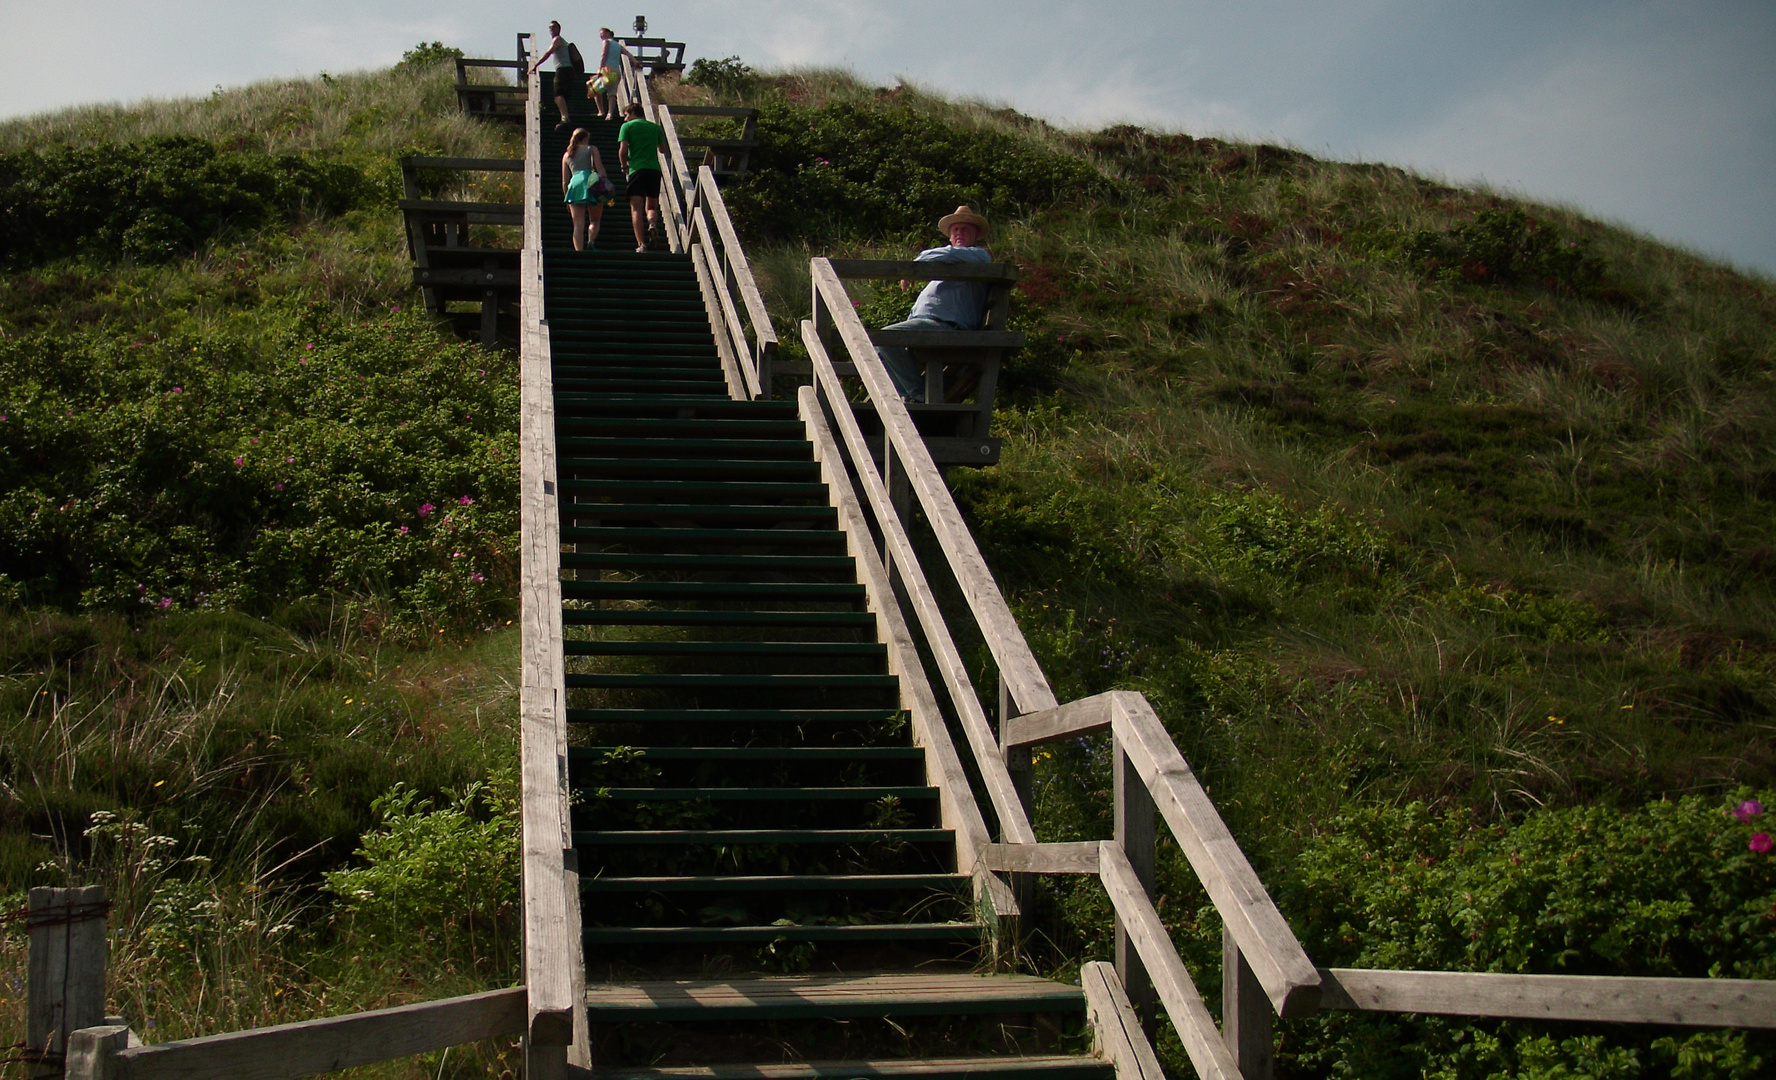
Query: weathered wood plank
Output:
[[1081, 962, 1166, 1080], [1114, 740, 1157, 1035], [692, 244, 749, 400], [810, 259, 1057, 717], [1320, 969, 1776, 1029], [518, 76, 577, 1052], [803, 325, 1036, 844], [1004, 692, 1118, 747], [1099, 843, 1242, 1080], [980, 842, 1100, 875], [1225, 930, 1274, 1080], [700, 168, 779, 356], [397, 199, 523, 219], [105, 989, 525, 1080], [65, 1025, 129, 1080], [828, 259, 1020, 282], [1111, 693, 1320, 1019], [29, 886, 108, 1080], [797, 387, 994, 872]]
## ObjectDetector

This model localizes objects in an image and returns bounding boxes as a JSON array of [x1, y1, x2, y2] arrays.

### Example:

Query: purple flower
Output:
[[1752, 833, 1773, 854], [274, 482, 285, 491], [157, 597, 173, 609], [285, 457, 294, 464], [458, 495, 474, 506], [391, 305, 401, 313], [234, 456, 245, 466], [1733, 799, 1765, 823], [469, 572, 485, 583], [398, 525, 410, 535], [171, 387, 183, 394], [418, 502, 434, 518], [305, 342, 315, 350]]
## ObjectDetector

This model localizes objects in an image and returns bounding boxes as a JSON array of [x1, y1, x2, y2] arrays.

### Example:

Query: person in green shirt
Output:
[[618, 103, 666, 252]]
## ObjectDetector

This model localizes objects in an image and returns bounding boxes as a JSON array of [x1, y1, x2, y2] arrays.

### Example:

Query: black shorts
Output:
[[552, 68, 583, 98], [625, 169, 662, 200]]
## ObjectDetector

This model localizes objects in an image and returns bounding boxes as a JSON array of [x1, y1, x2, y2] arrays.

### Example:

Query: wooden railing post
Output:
[[1112, 748, 1157, 1041], [999, 677, 1035, 824], [1224, 930, 1275, 1080], [27, 885, 108, 1080]]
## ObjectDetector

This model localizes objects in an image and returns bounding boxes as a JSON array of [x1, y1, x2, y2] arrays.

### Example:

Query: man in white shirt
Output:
[[876, 206, 995, 402], [527, 21, 579, 130]]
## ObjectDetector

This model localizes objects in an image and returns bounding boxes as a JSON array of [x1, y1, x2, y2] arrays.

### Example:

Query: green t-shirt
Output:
[[618, 119, 664, 176]]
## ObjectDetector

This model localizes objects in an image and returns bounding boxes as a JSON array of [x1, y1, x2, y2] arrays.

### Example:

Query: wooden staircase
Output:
[[535, 72, 1110, 1080]]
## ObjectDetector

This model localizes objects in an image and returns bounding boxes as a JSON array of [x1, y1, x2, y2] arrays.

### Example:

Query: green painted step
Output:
[[562, 554, 851, 575], [565, 707, 897, 724], [581, 786, 936, 802], [564, 672, 895, 690], [594, 1058, 1111, 1080], [556, 434, 810, 451], [556, 504, 838, 522], [558, 478, 829, 498], [570, 746, 922, 761], [581, 873, 966, 893], [559, 525, 842, 546], [572, 828, 952, 846], [581, 974, 1088, 1023], [557, 461, 821, 480], [560, 610, 872, 628], [563, 640, 877, 658], [560, 579, 861, 600], [581, 923, 981, 945]]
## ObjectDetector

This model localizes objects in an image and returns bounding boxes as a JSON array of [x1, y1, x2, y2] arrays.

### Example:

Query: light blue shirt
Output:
[[907, 244, 994, 328]]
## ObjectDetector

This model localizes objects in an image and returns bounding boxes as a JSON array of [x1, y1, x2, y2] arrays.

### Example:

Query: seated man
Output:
[[876, 206, 994, 402]]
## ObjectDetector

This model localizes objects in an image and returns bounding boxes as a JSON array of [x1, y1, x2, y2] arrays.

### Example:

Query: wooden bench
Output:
[[455, 57, 527, 124], [665, 106, 761, 176], [806, 258, 1022, 466], [399, 159, 526, 348]]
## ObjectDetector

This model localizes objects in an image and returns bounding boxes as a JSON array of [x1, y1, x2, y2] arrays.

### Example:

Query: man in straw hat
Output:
[[875, 206, 994, 402]]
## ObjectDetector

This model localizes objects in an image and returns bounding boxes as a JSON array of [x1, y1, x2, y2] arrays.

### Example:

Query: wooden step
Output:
[[580, 873, 966, 893], [595, 1057, 1112, 1080], [572, 828, 952, 846], [582, 923, 981, 945], [583, 974, 1087, 1022]]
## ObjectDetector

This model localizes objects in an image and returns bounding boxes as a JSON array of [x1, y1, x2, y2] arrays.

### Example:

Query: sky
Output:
[[3, 1, 1772, 277]]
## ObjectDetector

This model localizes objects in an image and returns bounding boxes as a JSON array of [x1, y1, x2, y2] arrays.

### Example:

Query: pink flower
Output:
[[398, 525, 410, 535], [234, 456, 245, 466], [171, 387, 183, 394], [274, 482, 285, 491], [305, 342, 315, 350], [469, 572, 484, 583], [418, 502, 434, 518], [391, 305, 401, 313], [458, 495, 474, 506], [299, 358, 308, 365], [1752, 833, 1773, 854], [1733, 799, 1764, 823], [158, 597, 173, 609], [285, 457, 294, 464], [1, 415, 8, 422], [250, 438, 258, 444], [452, 551, 464, 558]]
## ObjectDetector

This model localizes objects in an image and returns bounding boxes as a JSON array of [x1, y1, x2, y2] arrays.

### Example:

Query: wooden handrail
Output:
[[67, 990, 526, 1080], [1319, 969, 1776, 1029], [809, 258, 1056, 714], [797, 386, 997, 873], [802, 321, 1036, 845], [517, 61, 584, 1068], [1100, 842, 1244, 1080], [699, 167, 778, 386], [655, 106, 696, 248]]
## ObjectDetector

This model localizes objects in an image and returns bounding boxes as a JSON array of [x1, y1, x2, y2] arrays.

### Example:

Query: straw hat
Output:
[[937, 205, 990, 238]]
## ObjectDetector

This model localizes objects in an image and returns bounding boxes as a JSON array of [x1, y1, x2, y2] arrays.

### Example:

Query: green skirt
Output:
[[565, 168, 597, 205]]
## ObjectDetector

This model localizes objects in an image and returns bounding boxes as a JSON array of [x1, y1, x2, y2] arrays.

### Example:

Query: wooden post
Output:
[[28, 886, 109, 1079], [999, 676, 1035, 824], [62, 1026, 127, 1080], [1223, 928, 1275, 1080], [1112, 747, 1156, 1041]]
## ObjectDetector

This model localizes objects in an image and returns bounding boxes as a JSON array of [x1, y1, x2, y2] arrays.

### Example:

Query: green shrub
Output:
[[0, 136, 373, 269], [685, 55, 758, 97], [1278, 794, 1776, 1079], [1405, 208, 1604, 293], [725, 100, 1111, 243], [398, 42, 463, 70], [323, 776, 518, 973], [0, 303, 518, 622]]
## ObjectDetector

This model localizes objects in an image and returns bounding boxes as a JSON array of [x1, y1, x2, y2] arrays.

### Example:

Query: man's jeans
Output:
[[874, 317, 963, 402]]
